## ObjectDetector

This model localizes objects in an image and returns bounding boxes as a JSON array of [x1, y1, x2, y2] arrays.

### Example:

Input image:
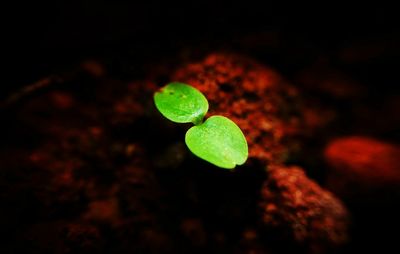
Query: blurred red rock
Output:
[[83, 198, 120, 224], [324, 136, 400, 196], [50, 91, 75, 109], [260, 166, 349, 254], [81, 60, 106, 78]]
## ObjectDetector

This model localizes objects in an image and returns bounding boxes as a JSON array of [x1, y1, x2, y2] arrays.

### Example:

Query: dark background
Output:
[[3, 1, 399, 98], [1, 2, 400, 253]]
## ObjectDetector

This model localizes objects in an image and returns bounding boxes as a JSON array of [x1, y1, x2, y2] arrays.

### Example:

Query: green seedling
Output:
[[154, 82, 248, 169]]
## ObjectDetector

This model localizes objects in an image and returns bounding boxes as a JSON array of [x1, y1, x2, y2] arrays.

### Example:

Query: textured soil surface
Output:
[[0, 52, 398, 254], [173, 53, 303, 165], [260, 166, 349, 254]]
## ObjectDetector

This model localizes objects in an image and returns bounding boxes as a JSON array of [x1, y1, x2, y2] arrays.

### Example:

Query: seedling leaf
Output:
[[154, 82, 208, 124], [185, 116, 248, 169]]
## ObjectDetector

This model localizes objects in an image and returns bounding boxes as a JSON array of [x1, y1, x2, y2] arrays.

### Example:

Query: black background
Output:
[[3, 1, 399, 96]]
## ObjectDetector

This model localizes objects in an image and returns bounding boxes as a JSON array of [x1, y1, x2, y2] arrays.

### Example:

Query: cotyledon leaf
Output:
[[154, 82, 208, 125], [185, 115, 248, 169]]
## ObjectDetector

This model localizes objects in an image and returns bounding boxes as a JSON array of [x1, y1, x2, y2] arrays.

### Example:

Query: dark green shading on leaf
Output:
[[185, 116, 248, 169], [154, 82, 208, 125]]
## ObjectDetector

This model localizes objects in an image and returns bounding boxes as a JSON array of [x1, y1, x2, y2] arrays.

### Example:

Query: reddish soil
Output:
[[260, 166, 349, 254], [0, 52, 398, 254]]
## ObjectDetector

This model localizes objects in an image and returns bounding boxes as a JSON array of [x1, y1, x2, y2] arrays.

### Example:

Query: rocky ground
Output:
[[0, 50, 399, 253]]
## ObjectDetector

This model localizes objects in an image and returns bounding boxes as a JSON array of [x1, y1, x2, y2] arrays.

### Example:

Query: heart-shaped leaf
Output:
[[154, 82, 208, 125], [185, 116, 248, 169]]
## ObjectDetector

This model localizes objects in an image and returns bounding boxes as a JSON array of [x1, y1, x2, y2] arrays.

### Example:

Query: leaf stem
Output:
[[192, 116, 204, 126]]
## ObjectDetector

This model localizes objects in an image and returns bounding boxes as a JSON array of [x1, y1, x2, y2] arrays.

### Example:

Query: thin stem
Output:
[[192, 116, 204, 126]]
